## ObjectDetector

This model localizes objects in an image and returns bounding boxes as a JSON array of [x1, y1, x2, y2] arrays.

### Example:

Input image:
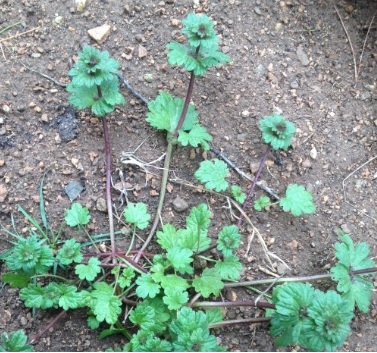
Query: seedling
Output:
[[138, 12, 231, 259], [0, 330, 33, 352], [67, 46, 125, 260]]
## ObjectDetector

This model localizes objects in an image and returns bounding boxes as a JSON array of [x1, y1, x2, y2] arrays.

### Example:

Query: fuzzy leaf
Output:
[[117, 267, 136, 289], [163, 287, 189, 310], [330, 233, 376, 312], [0, 330, 34, 352], [205, 308, 223, 325], [166, 246, 194, 275], [183, 204, 211, 252], [215, 255, 242, 280], [5, 235, 54, 275], [130, 330, 173, 352], [136, 273, 161, 299], [160, 274, 189, 292], [75, 257, 101, 281], [169, 307, 224, 351], [146, 91, 198, 133], [216, 225, 241, 257], [259, 113, 296, 150], [178, 124, 212, 151], [89, 282, 122, 324], [20, 283, 61, 309], [58, 285, 85, 310], [195, 159, 229, 192], [279, 184, 316, 216], [192, 268, 224, 298], [123, 202, 150, 230], [129, 303, 156, 330], [253, 196, 271, 211], [57, 238, 83, 265], [231, 185, 246, 204], [156, 224, 178, 251], [307, 290, 353, 351], [65, 203, 91, 227], [1, 272, 31, 288]]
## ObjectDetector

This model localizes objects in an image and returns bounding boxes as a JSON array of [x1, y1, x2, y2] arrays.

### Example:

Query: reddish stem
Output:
[[237, 145, 270, 227], [173, 70, 196, 136], [29, 310, 67, 344]]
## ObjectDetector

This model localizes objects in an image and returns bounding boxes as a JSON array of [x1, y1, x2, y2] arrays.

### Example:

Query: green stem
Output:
[[0, 21, 22, 35], [208, 317, 271, 329], [134, 140, 174, 263]]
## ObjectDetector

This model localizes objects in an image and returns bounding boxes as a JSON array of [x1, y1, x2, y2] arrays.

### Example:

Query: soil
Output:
[[0, 0, 376, 351]]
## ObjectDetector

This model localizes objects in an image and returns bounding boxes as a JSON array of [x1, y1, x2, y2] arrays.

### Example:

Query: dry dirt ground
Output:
[[0, 0, 376, 351]]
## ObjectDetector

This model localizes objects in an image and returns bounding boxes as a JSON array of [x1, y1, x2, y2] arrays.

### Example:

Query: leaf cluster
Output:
[[259, 113, 296, 150], [167, 13, 231, 76], [270, 282, 354, 351], [330, 233, 376, 312], [0, 330, 34, 352], [67, 46, 125, 117], [146, 91, 212, 150]]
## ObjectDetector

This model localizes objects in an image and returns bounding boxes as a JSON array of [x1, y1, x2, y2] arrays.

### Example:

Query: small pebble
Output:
[[172, 196, 189, 212], [96, 197, 107, 212], [254, 6, 262, 15]]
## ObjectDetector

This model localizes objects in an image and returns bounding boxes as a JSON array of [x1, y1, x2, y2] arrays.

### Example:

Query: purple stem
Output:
[[173, 70, 196, 137], [237, 145, 270, 227]]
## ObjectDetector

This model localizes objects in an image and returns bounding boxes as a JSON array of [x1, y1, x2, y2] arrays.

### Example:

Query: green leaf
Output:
[[167, 41, 231, 76], [57, 238, 83, 265], [58, 285, 85, 310], [205, 308, 223, 325], [129, 303, 156, 330], [135, 273, 161, 299], [166, 246, 193, 275], [163, 287, 189, 310], [195, 159, 229, 192], [87, 316, 100, 330], [181, 13, 218, 49], [89, 282, 122, 324], [0, 330, 34, 352], [117, 267, 136, 289], [170, 307, 224, 351], [75, 257, 101, 281], [231, 185, 246, 204], [64, 203, 91, 227], [1, 272, 31, 288], [144, 298, 171, 334], [253, 196, 271, 211], [20, 282, 62, 309], [307, 290, 353, 351], [192, 268, 224, 298], [5, 235, 54, 275], [178, 204, 211, 253], [129, 330, 173, 352], [68, 46, 120, 87], [259, 113, 296, 150], [156, 224, 178, 251], [178, 124, 212, 151], [270, 282, 316, 347], [123, 202, 150, 230], [146, 91, 198, 133], [216, 225, 241, 257], [67, 78, 125, 117], [160, 274, 189, 292], [215, 255, 243, 280], [279, 184, 316, 216], [330, 233, 376, 312]]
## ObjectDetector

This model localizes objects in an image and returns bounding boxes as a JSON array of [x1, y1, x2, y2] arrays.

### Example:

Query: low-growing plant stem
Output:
[[208, 317, 271, 329], [223, 266, 377, 288], [193, 299, 275, 310], [102, 114, 116, 263], [29, 310, 67, 344], [134, 140, 174, 263], [237, 145, 270, 227]]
